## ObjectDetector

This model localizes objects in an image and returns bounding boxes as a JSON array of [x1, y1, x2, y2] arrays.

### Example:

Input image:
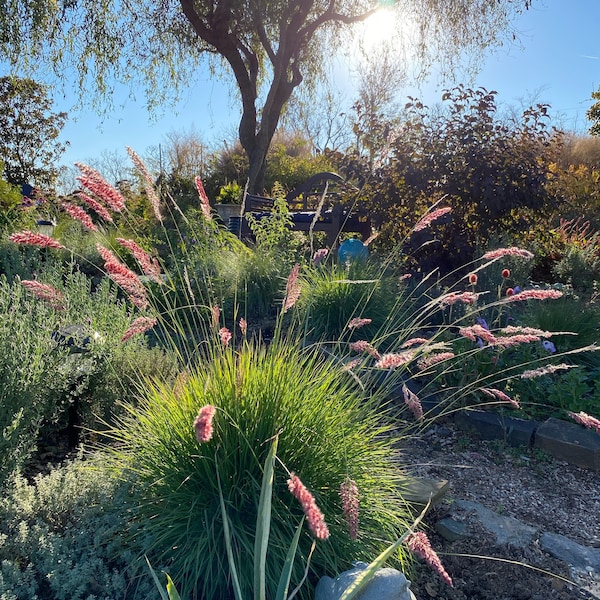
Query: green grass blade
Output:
[[275, 516, 304, 600], [166, 574, 183, 600], [144, 555, 170, 600], [338, 502, 430, 600], [254, 436, 278, 600], [218, 474, 244, 600]]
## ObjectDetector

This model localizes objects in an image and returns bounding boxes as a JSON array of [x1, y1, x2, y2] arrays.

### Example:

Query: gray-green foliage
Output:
[[0, 266, 178, 486], [0, 457, 159, 600]]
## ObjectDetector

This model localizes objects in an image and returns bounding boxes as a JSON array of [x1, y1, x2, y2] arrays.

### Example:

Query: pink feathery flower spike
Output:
[[287, 473, 330, 540], [219, 327, 232, 347], [521, 364, 577, 379], [239, 317, 247, 336], [78, 192, 114, 222], [482, 247, 534, 261], [417, 352, 455, 371], [126, 146, 163, 221], [492, 334, 541, 348], [407, 531, 453, 587], [349, 340, 381, 359], [21, 280, 65, 310], [347, 317, 372, 330], [121, 316, 158, 342], [402, 384, 423, 420], [62, 202, 97, 231], [481, 387, 520, 410], [439, 291, 479, 307], [312, 248, 329, 266], [212, 305, 220, 329], [374, 351, 413, 370], [194, 405, 217, 443], [568, 411, 600, 435], [459, 324, 497, 345], [116, 238, 162, 283], [505, 289, 563, 302], [75, 162, 126, 212], [413, 207, 451, 232], [195, 176, 212, 221], [283, 263, 301, 313], [97, 245, 149, 310], [340, 478, 359, 540], [9, 230, 64, 250], [402, 337, 430, 348]]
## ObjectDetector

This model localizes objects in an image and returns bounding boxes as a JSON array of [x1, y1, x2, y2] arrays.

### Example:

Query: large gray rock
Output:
[[314, 562, 417, 600]]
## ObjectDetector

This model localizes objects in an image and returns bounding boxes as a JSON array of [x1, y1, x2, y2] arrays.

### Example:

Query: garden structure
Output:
[[230, 172, 372, 246]]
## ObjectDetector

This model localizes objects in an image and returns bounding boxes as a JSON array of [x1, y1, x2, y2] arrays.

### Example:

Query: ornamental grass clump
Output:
[[101, 337, 412, 600]]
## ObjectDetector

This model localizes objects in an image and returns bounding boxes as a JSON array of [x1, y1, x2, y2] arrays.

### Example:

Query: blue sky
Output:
[[56, 0, 600, 168]]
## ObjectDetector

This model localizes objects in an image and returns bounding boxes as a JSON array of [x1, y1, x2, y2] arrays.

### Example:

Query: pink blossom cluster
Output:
[[374, 351, 413, 370], [239, 317, 247, 336], [505, 289, 563, 302], [287, 473, 330, 540], [417, 352, 455, 371], [439, 291, 479, 307], [480, 387, 520, 409], [402, 384, 423, 420], [459, 324, 497, 345], [195, 176, 212, 221], [521, 363, 577, 379], [78, 192, 114, 222], [342, 358, 362, 371], [75, 162, 126, 212], [481, 247, 534, 260], [401, 337, 430, 348], [413, 207, 451, 232], [219, 327, 232, 347], [126, 146, 163, 221], [121, 316, 158, 342], [194, 405, 216, 442], [347, 317, 372, 330], [116, 238, 162, 283], [21, 280, 65, 310], [97, 245, 149, 309], [9, 231, 64, 250], [62, 202, 97, 231], [568, 411, 600, 435], [407, 531, 453, 587], [312, 248, 329, 266], [349, 340, 381, 359], [339, 478, 359, 540], [283, 264, 302, 313]]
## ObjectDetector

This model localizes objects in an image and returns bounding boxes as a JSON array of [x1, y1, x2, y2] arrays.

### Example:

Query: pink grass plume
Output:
[[194, 405, 217, 443], [78, 192, 114, 222], [121, 316, 158, 342], [340, 478, 359, 540], [195, 176, 212, 221], [239, 317, 247, 336], [402, 384, 423, 420], [75, 162, 126, 212], [521, 364, 577, 379], [347, 317, 372, 330], [211, 305, 220, 329], [219, 327, 232, 347], [413, 207, 451, 232], [126, 146, 163, 221], [21, 280, 65, 310], [505, 289, 563, 302], [349, 340, 381, 359], [417, 352, 455, 371], [62, 202, 97, 231], [568, 411, 600, 435], [482, 247, 534, 260], [287, 473, 330, 540], [439, 291, 479, 307], [283, 263, 301, 313], [374, 351, 413, 370], [407, 531, 453, 587], [9, 230, 64, 250], [312, 248, 328, 266], [116, 238, 162, 283], [481, 387, 520, 409]]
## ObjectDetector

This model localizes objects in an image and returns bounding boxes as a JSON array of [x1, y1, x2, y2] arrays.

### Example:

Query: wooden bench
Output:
[[230, 172, 371, 247]]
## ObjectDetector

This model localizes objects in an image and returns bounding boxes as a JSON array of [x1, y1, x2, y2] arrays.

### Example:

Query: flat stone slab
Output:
[[435, 517, 470, 542], [453, 409, 538, 447], [534, 418, 600, 471], [402, 477, 449, 507], [541, 532, 600, 571], [453, 499, 538, 548]]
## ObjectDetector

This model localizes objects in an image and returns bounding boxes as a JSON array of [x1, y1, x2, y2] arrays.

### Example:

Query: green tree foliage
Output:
[[0, 0, 533, 193], [587, 87, 600, 136], [337, 86, 561, 273], [0, 76, 68, 188]]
